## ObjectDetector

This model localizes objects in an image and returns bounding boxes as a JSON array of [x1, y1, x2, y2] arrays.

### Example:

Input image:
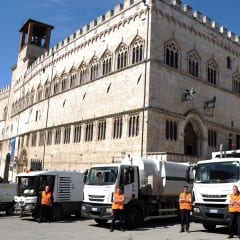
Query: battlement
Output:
[[23, 0, 240, 79], [171, 0, 240, 45], [0, 85, 10, 94]]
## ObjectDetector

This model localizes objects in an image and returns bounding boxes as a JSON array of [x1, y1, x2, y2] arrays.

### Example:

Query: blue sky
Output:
[[0, 0, 239, 89]]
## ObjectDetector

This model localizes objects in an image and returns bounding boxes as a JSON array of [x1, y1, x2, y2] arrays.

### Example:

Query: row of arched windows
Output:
[[12, 37, 145, 115], [164, 40, 239, 89]]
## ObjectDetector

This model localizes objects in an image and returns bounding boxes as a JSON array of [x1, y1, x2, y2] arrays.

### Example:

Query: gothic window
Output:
[[70, 69, 77, 88], [90, 57, 99, 81], [233, 73, 240, 94], [37, 84, 43, 101], [73, 124, 81, 143], [54, 128, 61, 145], [164, 41, 179, 69], [116, 43, 128, 70], [208, 129, 217, 148], [102, 51, 112, 76], [113, 117, 123, 139], [63, 126, 71, 144], [85, 122, 94, 142], [188, 52, 200, 77], [3, 106, 7, 120], [128, 115, 139, 137], [79, 62, 87, 84], [61, 74, 67, 91], [97, 120, 106, 141], [131, 37, 144, 64], [207, 60, 218, 85], [30, 88, 35, 105], [52, 77, 59, 95], [44, 81, 51, 98], [47, 130, 52, 145], [166, 120, 177, 141]]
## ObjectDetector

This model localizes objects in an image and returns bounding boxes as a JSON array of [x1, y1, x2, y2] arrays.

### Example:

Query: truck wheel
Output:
[[94, 219, 108, 226], [203, 223, 216, 231], [51, 204, 63, 221], [126, 208, 144, 228], [6, 207, 14, 216]]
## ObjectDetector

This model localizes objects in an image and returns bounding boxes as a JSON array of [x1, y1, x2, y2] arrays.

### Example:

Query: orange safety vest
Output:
[[228, 193, 240, 213], [41, 191, 52, 206], [112, 192, 124, 210], [179, 192, 192, 210]]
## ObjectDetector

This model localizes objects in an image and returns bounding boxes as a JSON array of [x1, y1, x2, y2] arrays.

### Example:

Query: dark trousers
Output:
[[180, 209, 191, 230], [111, 209, 124, 230], [229, 212, 240, 236], [39, 204, 51, 221]]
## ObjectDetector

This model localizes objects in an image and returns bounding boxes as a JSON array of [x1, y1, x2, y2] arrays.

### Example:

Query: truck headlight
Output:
[[82, 206, 86, 211], [106, 208, 112, 214], [193, 207, 200, 213]]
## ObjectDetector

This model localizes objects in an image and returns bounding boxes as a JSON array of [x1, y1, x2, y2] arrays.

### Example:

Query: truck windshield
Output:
[[86, 167, 118, 185], [195, 161, 240, 183], [17, 176, 39, 196], [17, 175, 55, 196]]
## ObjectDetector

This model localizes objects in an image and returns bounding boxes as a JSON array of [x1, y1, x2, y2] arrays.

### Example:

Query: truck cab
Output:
[[192, 157, 240, 230]]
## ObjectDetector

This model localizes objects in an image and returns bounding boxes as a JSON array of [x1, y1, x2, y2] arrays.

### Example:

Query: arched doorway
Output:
[[184, 122, 197, 155], [183, 117, 204, 157]]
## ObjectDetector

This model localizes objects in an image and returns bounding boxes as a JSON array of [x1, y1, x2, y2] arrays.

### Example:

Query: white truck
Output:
[[192, 149, 240, 231], [0, 180, 17, 215], [14, 170, 84, 220], [82, 156, 192, 227]]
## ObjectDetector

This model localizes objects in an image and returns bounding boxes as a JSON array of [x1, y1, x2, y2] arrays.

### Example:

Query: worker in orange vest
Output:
[[38, 185, 53, 223], [227, 185, 240, 238], [110, 186, 125, 232], [179, 185, 192, 233]]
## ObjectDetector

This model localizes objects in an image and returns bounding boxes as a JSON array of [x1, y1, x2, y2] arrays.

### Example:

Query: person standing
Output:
[[179, 185, 192, 233], [110, 186, 125, 232], [38, 185, 53, 223], [228, 185, 240, 238]]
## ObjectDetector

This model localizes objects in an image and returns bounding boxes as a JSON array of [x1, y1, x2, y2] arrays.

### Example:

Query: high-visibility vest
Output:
[[41, 191, 52, 206], [179, 192, 192, 210], [112, 192, 124, 210], [228, 193, 240, 213]]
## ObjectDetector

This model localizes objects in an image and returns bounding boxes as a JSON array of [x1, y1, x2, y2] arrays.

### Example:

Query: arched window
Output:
[[131, 37, 144, 64], [44, 81, 51, 98], [188, 52, 200, 77], [164, 41, 180, 69], [69, 68, 77, 88], [116, 43, 128, 70], [102, 50, 112, 76], [79, 62, 87, 84], [30, 88, 35, 105], [37, 84, 43, 101], [60, 73, 67, 91], [207, 60, 218, 85], [89, 56, 99, 81]]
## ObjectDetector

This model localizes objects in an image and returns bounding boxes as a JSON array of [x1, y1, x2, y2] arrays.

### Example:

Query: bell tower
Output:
[[17, 19, 54, 69]]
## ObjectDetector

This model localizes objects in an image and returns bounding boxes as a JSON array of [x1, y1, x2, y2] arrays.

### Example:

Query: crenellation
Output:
[[124, 0, 135, 8], [97, 15, 106, 25], [183, 4, 192, 16], [82, 24, 90, 34], [105, 10, 114, 20], [235, 35, 239, 43], [220, 26, 228, 37], [193, 10, 202, 22], [202, 16, 211, 27], [172, 0, 182, 8], [228, 31, 235, 41], [90, 19, 97, 28], [211, 21, 220, 31], [114, 4, 124, 14]]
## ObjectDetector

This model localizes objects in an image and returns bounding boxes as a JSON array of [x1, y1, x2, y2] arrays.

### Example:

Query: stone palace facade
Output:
[[1, 0, 240, 179]]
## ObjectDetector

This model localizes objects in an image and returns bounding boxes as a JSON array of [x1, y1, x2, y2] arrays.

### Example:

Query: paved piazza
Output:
[[0, 213, 231, 240]]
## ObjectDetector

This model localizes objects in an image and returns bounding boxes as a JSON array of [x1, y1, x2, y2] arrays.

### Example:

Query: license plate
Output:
[[91, 207, 98, 212], [209, 209, 218, 213]]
